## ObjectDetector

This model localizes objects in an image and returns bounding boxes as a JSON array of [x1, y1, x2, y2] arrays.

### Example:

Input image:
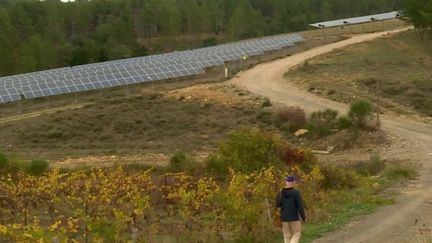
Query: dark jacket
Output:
[[276, 188, 306, 222]]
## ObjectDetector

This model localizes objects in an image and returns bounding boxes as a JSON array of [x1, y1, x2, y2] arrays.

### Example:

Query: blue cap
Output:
[[286, 176, 295, 182]]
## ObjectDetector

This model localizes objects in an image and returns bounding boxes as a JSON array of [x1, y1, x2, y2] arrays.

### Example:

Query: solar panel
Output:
[[0, 33, 305, 103]]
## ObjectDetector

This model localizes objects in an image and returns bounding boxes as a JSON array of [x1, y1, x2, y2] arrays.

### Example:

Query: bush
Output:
[[202, 37, 217, 47], [25, 159, 49, 176], [337, 116, 353, 129], [206, 128, 282, 178], [169, 151, 195, 172], [255, 110, 272, 124], [47, 128, 64, 139], [0, 152, 21, 174], [307, 109, 339, 138], [262, 98, 272, 107], [381, 164, 418, 181], [348, 101, 373, 128], [320, 165, 366, 189], [274, 107, 307, 132], [279, 145, 318, 173], [0, 152, 9, 171], [352, 154, 386, 175]]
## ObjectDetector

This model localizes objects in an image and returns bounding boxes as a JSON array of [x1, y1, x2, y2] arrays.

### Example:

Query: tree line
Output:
[[0, 0, 400, 76]]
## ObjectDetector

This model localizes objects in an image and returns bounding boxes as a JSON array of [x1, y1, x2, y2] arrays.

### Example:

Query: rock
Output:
[[311, 150, 330, 155], [294, 129, 309, 137]]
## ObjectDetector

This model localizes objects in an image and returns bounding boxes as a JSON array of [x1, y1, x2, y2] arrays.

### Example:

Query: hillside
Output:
[[0, 85, 277, 161], [286, 30, 432, 116]]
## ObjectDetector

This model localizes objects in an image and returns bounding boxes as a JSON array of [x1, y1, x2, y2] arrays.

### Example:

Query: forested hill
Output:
[[0, 0, 400, 77]]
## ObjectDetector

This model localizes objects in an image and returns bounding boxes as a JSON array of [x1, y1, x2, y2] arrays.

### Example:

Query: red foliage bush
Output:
[[279, 144, 306, 166]]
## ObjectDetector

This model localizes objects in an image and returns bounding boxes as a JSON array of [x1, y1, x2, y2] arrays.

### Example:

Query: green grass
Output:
[[301, 198, 392, 242], [287, 30, 432, 116]]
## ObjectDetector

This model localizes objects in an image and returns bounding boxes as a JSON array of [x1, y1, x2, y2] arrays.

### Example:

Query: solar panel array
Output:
[[0, 34, 304, 103], [310, 11, 402, 28]]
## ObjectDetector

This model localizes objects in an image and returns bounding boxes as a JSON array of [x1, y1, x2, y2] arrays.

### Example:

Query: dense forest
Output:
[[0, 0, 401, 76]]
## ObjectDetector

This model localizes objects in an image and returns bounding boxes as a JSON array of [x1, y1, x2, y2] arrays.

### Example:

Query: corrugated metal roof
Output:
[[310, 11, 402, 28]]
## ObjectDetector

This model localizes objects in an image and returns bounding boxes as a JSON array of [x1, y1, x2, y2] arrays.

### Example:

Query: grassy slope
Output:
[[287, 30, 432, 116], [0, 91, 275, 160]]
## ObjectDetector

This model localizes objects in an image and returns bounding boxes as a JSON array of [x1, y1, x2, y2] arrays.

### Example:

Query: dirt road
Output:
[[232, 27, 432, 242]]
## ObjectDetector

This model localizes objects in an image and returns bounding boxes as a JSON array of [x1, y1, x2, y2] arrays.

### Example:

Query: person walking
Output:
[[276, 175, 306, 243]]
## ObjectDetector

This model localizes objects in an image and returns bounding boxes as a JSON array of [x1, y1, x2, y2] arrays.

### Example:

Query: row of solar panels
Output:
[[0, 34, 304, 103], [310, 11, 402, 28]]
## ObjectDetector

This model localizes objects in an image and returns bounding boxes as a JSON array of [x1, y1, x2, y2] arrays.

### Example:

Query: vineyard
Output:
[[0, 127, 401, 242], [0, 166, 318, 242]]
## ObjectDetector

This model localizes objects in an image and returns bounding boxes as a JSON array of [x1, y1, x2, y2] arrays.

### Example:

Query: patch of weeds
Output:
[[352, 153, 386, 176], [381, 163, 418, 181], [307, 109, 339, 139]]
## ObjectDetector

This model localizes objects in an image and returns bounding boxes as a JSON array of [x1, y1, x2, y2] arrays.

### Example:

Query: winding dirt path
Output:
[[232, 27, 432, 242]]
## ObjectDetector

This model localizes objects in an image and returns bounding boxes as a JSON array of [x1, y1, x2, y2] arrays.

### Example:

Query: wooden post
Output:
[[18, 99, 22, 114], [376, 63, 381, 130]]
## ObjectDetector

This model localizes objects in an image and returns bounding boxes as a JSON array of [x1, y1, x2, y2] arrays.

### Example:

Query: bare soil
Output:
[[232, 27, 432, 242]]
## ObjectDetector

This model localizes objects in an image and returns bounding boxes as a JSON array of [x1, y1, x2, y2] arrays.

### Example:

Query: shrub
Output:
[[369, 153, 385, 175], [0, 152, 21, 174], [206, 128, 282, 178], [307, 109, 339, 138], [274, 107, 307, 132], [169, 151, 195, 172], [348, 101, 373, 128], [0, 152, 9, 171], [320, 165, 366, 189], [262, 98, 272, 107], [47, 128, 64, 139], [202, 37, 217, 47], [25, 159, 49, 176], [279, 145, 318, 172], [381, 164, 418, 181], [338, 116, 353, 129], [255, 110, 272, 124], [352, 153, 385, 175]]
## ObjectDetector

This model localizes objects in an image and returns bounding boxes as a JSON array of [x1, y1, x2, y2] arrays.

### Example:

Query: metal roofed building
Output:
[[310, 11, 402, 28]]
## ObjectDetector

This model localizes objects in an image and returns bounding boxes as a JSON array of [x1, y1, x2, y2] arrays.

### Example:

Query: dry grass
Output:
[[0, 89, 274, 161]]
